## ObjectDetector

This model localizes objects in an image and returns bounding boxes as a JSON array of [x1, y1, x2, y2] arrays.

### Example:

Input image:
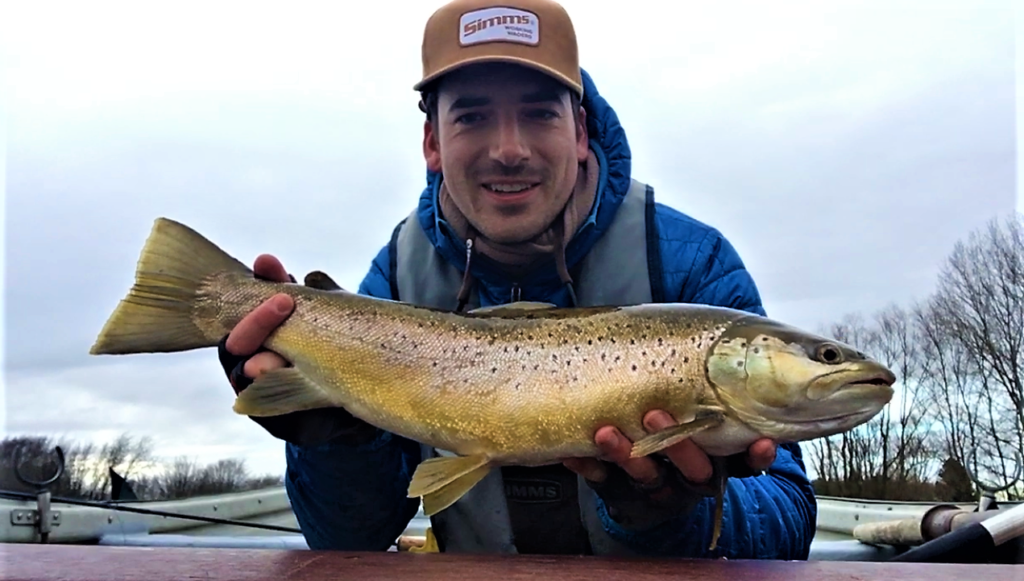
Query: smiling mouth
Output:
[[484, 183, 540, 194]]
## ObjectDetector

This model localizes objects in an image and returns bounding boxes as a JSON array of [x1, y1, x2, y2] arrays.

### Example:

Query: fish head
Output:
[[706, 316, 895, 442]]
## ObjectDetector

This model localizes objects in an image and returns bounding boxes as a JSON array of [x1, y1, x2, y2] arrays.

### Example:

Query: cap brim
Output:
[[413, 55, 583, 97]]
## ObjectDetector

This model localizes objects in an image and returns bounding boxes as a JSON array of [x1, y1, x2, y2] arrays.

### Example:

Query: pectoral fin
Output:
[[629, 411, 725, 458], [232, 368, 336, 417], [708, 457, 728, 551], [408, 454, 492, 516]]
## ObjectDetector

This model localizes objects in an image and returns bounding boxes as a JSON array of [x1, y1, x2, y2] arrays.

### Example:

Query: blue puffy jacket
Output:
[[283, 69, 817, 560]]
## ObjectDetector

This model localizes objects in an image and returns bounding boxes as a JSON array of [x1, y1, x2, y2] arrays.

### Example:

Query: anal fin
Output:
[[408, 454, 492, 516], [232, 368, 336, 417], [629, 411, 725, 458]]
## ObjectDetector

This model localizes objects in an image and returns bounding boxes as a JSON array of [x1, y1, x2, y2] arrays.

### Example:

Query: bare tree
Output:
[[927, 214, 1024, 498]]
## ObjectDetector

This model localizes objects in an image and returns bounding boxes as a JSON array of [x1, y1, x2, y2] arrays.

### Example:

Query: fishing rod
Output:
[[0, 489, 302, 534], [889, 502, 1024, 564]]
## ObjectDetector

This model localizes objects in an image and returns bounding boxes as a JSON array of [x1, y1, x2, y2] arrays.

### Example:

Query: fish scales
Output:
[[200, 273, 739, 463]]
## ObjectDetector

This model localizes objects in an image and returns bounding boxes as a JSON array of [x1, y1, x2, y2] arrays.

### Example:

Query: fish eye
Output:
[[816, 343, 844, 365]]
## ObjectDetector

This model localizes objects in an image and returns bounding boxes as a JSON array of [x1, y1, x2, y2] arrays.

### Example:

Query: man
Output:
[[218, 0, 817, 559]]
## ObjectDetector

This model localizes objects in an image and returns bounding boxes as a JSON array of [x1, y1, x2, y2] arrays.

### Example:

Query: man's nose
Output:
[[490, 116, 530, 166]]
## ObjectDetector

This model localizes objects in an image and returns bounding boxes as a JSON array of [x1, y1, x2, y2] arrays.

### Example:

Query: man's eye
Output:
[[528, 109, 558, 120], [455, 112, 485, 124]]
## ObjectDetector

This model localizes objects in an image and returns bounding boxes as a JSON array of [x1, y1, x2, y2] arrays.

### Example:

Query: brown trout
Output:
[[91, 218, 895, 548]]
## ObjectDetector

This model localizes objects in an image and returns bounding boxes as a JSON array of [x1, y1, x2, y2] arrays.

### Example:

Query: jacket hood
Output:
[[414, 68, 634, 305]]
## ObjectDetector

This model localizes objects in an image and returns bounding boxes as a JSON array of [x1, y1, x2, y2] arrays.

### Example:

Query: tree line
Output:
[[810, 213, 1023, 502], [1, 433, 282, 501]]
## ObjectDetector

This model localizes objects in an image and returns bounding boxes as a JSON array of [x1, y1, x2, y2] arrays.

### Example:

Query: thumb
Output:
[[253, 254, 291, 283]]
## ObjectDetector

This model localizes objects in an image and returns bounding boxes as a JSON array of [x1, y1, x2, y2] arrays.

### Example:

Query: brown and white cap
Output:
[[414, 0, 583, 96]]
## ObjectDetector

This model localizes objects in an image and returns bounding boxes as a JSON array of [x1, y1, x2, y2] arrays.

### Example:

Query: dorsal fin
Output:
[[467, 301, 558, 317], [304, 270, 344, 292]]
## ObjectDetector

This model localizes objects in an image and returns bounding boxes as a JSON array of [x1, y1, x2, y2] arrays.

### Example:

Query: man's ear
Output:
[[575, 106, 589, 162], [423, 120, 442, 173]]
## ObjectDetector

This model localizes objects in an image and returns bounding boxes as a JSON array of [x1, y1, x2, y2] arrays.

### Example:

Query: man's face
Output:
[[423, 64, 589, 244]]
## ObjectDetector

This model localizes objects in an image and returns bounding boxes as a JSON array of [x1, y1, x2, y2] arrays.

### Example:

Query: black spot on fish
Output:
[[631, 364, 637, 371], [614, 355, 621, 362], [491, 367, 497, 373], [736, 361, 743, 367], [588, 339, 593, 345], [684, 356, 689, 363], [515, 383, 521, 390], [630, 339, 635, 345], [651, 361, 657, 367], [552, 354, 558, 361], [658, 338, 663, 346], [432, 362, 438, 367], [528, 335, 534, 340], [534, 364, 540, 371], [601, 353, 607, 361], [753, 347, 760, 354], [670, 368, 676, 374], [515, 346, 520, 352]]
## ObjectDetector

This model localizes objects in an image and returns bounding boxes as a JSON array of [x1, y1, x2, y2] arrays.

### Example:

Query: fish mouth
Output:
[[796, 371, 895, 426], [849, 369, 897, 387]]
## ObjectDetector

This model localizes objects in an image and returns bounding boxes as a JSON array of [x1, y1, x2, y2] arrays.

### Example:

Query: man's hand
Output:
[[218, 254, 379, 447], [224, 254, 295, 385], [562, 410, 776, 529]]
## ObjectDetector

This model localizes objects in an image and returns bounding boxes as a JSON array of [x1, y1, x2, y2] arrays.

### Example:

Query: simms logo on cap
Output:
[[459, 7, 539, 46]]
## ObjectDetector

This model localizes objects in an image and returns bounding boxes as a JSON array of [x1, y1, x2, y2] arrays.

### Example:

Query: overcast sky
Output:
[[2, 0, 1020, 480]]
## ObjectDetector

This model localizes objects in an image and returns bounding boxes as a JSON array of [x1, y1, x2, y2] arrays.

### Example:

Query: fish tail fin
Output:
[[90, 218, 252, 355]]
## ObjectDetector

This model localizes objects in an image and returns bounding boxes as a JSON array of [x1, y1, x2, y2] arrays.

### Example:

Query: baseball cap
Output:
[[414, 0, 583, 97]]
